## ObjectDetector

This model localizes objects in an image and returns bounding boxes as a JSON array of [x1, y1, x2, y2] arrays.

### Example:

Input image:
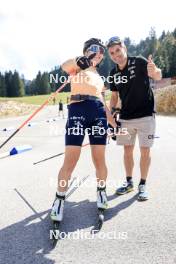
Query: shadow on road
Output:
[[0, 194, 137, 264], [0, 199, 97, 264], [105, 193, 138, 221], [0, 209, 54, 264]]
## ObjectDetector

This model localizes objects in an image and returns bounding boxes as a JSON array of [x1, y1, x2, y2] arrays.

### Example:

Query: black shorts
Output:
[[65, 100, 108, 146]]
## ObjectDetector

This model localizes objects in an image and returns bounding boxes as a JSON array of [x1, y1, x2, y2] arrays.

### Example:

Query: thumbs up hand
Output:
[[147, 54, 157, 78], [147, 54, 162, 80]]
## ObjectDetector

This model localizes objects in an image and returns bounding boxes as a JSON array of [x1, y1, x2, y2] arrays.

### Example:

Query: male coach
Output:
[[107, 36, 162, 201]]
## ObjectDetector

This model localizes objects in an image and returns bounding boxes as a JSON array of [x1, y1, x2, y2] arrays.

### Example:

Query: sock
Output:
[[97, 186, 106, 192], [126, 176, 132, 182], [56, 191, 66, 199], [139, 179, 146, 185], [97, 180, 106, 190]]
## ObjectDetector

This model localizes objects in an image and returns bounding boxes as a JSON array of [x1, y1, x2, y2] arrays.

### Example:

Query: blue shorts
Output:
[[65, 100, 108, 146]]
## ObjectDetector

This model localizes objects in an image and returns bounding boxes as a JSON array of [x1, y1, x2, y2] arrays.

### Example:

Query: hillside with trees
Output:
[[0, 28, 176, 97]]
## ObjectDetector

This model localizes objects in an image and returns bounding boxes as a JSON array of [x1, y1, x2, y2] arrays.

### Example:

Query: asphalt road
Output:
[[0, 105, 176, 264]]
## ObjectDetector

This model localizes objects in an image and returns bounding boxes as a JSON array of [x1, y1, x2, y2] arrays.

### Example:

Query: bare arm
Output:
[[110, 91, 119, 112], [61, 59, 80, 75], [101, 89, 117, 128], [105, 105, 117, 128]]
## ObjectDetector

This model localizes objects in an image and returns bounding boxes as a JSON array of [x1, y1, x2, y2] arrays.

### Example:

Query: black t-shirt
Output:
[[109, 56, 155, 120]]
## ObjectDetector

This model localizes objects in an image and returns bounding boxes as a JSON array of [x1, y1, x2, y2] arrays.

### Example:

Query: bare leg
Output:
[[140, 147, 151, 180], [91, 145, 107, 187], [57, 146, 81, 192], [124, 145, 134, 178]]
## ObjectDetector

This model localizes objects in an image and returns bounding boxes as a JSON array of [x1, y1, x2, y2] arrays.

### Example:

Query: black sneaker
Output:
[[116, 180, 134, 195]]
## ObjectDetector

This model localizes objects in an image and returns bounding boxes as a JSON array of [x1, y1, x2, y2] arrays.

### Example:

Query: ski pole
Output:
[[66, 174, 90, 199], [33, 143, 90, 165], [0, 79, 70, 150], [33, 152, 65, 165]]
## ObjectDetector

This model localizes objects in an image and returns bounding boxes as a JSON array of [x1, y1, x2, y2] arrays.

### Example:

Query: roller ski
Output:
[[50, 193, 65, 243], [97, 208, 105, 230], [97, 187, 108, 229], [50, 175, 90, 243], [91, 187, 108, 233]]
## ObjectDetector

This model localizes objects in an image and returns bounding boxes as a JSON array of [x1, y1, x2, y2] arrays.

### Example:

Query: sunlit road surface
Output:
[[0, 106, 176, 264]]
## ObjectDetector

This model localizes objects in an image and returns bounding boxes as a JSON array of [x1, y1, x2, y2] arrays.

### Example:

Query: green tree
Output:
[[40, 72, 51, 94], [35, 71, 42, 94], [159, 30, 166, 41], [124, 37, 136, 56], [155, 32, 175, 77], [0, 72, 7, 97], [12, 71, 25, 97], [5, 71, 13, 97]]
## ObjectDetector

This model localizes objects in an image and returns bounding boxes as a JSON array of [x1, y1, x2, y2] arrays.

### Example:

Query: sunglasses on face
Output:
[[106, 36, 121, 48], [87, 44, 105, 54]]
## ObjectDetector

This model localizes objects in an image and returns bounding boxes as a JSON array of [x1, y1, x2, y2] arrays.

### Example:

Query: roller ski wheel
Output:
[[98, 208, 105, 230], [91, 208, 105, 234], [50, 220, 61, 244]]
